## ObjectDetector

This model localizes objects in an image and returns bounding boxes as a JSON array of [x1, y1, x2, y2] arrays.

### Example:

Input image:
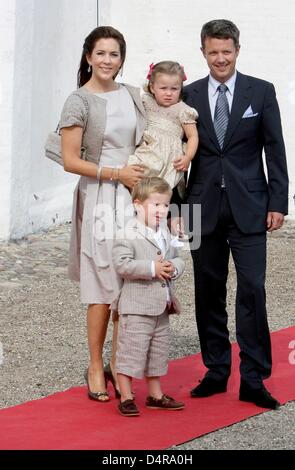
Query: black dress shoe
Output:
[[190, 376, 228, 398], [239, 382, 280, 410]]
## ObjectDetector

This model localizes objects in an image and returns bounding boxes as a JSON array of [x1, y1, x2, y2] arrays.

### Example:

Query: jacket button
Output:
[[157, 250, 161, 255], [161, 283, 166, 287]]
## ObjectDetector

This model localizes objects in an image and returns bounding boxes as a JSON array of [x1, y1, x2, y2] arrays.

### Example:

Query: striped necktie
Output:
[[214, 84, 229, 149]]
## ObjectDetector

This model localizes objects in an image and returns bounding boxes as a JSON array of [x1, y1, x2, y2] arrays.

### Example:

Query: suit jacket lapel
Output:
[[134, 220, 160, 250], [161, 226, 171, 257], [134, 220, 173, 255], [223, 72, 253, 149]]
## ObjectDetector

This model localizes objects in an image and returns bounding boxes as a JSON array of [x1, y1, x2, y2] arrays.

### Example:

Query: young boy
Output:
[[112, 177, 185, 417]]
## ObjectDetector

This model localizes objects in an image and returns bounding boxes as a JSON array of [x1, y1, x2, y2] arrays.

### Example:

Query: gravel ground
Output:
[[0, 221, 294, 450]]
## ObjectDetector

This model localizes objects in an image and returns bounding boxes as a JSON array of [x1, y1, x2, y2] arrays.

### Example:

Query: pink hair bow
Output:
[[146, 63, 154, 80], [181, 65, 187, 81]]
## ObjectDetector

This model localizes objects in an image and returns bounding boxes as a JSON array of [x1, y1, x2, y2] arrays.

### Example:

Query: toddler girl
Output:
[[128, 61, 199, 193]]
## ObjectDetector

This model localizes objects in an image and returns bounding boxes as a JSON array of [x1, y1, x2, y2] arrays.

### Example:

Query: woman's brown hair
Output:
[[77, 26, 126, 87]]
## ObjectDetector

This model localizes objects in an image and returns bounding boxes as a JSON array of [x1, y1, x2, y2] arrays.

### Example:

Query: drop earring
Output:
[[87, 65, 92, 73], [119, 67, 123, 77]]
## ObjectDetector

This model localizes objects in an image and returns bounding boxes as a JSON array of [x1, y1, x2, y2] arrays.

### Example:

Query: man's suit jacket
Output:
[[183, 71, 289, 235], [112, 219, 185, 315]]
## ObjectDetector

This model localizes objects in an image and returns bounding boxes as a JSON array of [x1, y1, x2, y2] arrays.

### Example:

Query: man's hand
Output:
[[266, 211, 285, 232]]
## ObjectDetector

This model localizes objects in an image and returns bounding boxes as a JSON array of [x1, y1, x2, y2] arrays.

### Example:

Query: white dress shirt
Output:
[[148, 225, 172, 303], [135, 220, 178, 304], [208, 70, 237, 121]]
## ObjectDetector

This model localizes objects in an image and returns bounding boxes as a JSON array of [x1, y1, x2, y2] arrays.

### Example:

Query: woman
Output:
[[60, 26, 146, 401]]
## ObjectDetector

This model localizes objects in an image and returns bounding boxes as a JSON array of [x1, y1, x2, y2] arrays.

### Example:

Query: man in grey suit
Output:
[[112, 177, 185, 416], [182, 19, 288, 409]]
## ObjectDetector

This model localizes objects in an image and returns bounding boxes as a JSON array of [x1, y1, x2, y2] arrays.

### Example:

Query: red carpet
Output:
[[0, 327, 294, 450]]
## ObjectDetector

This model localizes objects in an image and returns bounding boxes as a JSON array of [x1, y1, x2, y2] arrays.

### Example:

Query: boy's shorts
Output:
[[116, 310, 169, 379]]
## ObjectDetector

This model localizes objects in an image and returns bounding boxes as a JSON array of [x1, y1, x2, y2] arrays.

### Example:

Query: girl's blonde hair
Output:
[[132, 177, 172, 202], [145, 60, 186, 96]]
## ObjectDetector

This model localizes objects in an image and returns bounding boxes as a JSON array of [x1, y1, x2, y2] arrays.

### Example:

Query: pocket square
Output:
[[242, 105, 258, 118]]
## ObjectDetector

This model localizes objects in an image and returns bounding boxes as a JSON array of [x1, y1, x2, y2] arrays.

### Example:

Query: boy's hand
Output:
[[155, 260, 174, 281]]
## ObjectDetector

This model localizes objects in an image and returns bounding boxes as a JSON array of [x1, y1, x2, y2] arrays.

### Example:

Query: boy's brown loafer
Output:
[[146, 394, 185, 410], [118, 399, 140, 417]]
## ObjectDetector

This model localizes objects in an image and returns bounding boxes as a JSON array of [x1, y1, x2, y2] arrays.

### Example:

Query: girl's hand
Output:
[[119, 165, 145, 190], [173, 154, 191, 172]]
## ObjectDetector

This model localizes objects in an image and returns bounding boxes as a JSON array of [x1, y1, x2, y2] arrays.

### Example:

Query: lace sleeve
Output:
[[142, 93, 156, 112], [179, 102, 198, 124]]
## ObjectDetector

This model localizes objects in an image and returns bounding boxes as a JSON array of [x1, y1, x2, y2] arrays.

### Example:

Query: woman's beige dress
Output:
[[71, 85, 137, 304]]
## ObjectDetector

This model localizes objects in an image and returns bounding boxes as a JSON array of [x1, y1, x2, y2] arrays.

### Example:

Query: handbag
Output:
[[45, 124, 86, 166], [45, 92, 88, 166]]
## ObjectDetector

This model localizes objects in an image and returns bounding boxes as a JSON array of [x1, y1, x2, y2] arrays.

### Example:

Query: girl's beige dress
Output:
[[72, 85, 137, 304], [128, 93, 198, 189]]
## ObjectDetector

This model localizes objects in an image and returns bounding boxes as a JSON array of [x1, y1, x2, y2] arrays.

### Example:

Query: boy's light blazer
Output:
[[112, 218, 185, 315]]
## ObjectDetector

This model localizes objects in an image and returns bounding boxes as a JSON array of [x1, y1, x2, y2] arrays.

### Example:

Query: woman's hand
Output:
[[119, 165, 145, 190], [173, 154, 191, 172]]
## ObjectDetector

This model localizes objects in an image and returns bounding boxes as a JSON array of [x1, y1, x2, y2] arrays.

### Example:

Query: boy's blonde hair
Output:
[[146, 60, 186, 95], [132, 177, 172, 202]]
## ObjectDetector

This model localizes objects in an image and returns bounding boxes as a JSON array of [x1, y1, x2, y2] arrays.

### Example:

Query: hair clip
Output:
[[146, 63, 155, 80], [180, 65, 187, 81]]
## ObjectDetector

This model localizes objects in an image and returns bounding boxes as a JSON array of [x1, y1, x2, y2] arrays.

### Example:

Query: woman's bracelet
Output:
[[96, 166, 102, 181], [114, 168, 120, 182], [97, 167, 120, 182], [110, 168, 120, 182]]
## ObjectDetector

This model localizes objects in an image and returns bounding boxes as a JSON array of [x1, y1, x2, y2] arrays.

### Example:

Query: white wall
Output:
[[100, 0, 295, 216], [26, 0, 97, 238], [0, 0, 294, 240], [0, 0, 15, 240], [1, 0, 97, 240]]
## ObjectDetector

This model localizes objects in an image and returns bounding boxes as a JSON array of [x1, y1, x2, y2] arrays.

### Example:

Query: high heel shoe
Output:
[[104, 363, 121, 399], [84, 368, 110, 402]]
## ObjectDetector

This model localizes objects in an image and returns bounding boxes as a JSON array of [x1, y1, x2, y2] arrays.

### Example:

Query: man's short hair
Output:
[[201, 19, 240, 49]]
